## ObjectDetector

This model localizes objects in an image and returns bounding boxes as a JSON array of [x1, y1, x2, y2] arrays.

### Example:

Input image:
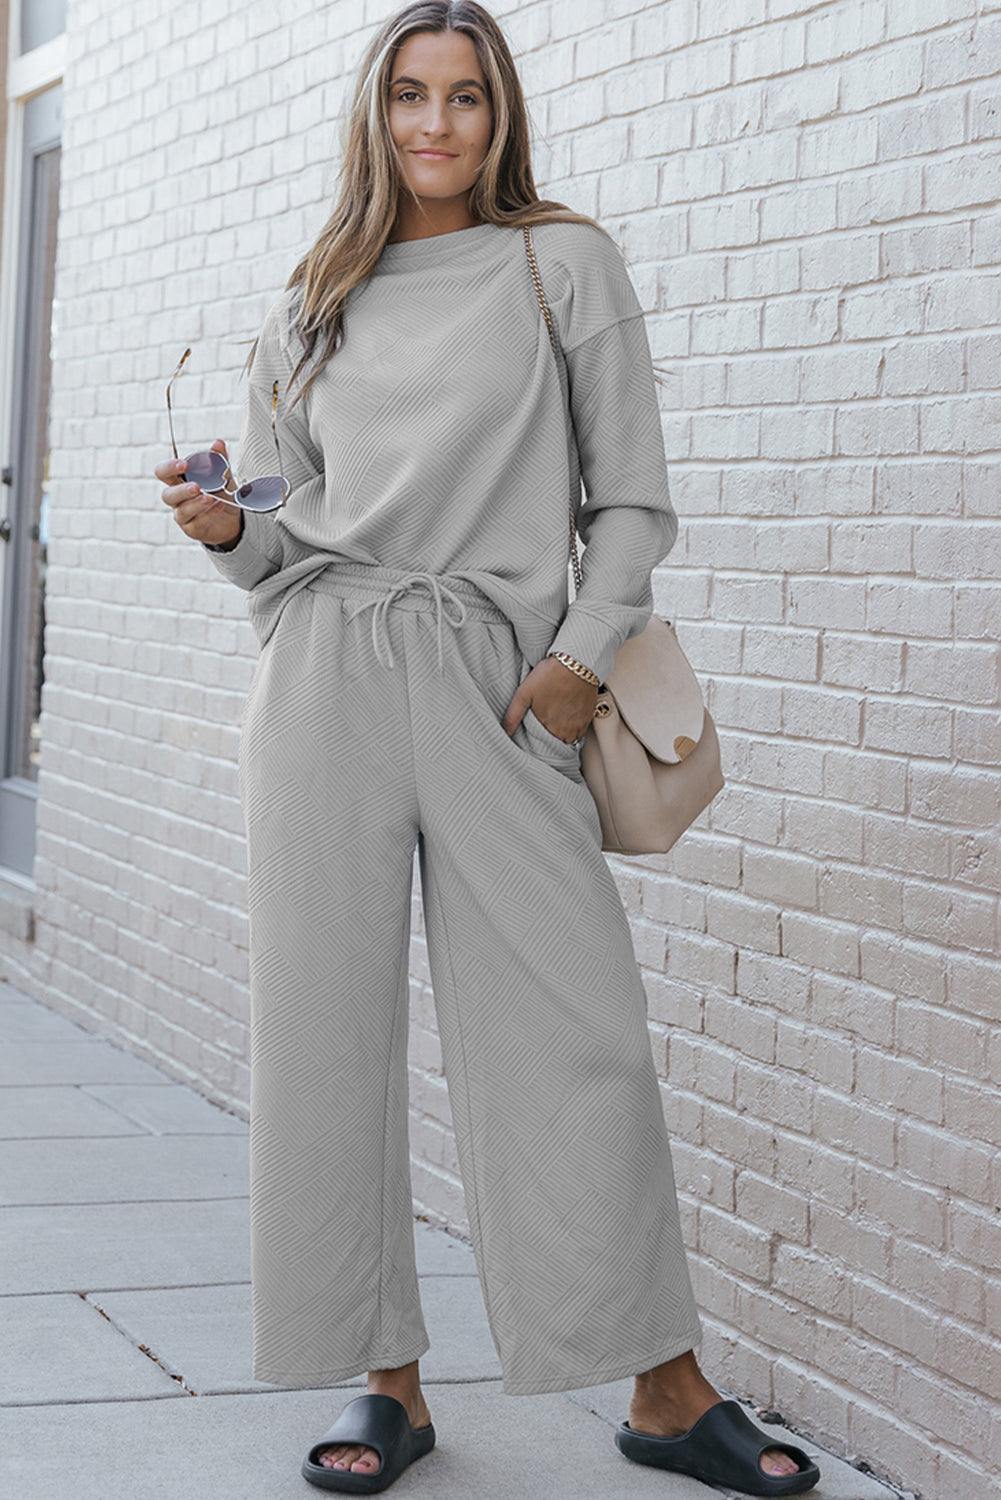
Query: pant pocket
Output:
[[521, 706, 586, 781]]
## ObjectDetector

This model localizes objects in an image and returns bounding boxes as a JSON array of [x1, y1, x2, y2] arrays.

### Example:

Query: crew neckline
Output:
[[372, 221, 513, 273]]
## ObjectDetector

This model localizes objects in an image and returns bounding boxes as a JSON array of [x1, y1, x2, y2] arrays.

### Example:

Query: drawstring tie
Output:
[[346, 572, 469, 675]]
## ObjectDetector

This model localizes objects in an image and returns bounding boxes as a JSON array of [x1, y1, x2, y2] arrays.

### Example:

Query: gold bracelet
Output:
[[547, 651, 600, 687]]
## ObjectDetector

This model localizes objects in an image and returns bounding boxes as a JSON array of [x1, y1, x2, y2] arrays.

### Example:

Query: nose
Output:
[[420, 97, 451, 138]]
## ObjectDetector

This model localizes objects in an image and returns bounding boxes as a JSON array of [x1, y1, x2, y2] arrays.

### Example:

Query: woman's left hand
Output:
[[502, 655, 599, 744]]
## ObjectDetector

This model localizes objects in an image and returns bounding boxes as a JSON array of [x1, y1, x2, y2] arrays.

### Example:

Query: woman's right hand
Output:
[[155, 438, 244, 549]]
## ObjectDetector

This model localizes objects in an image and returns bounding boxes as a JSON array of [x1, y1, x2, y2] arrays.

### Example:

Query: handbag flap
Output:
[[602, 615, 706, 765]]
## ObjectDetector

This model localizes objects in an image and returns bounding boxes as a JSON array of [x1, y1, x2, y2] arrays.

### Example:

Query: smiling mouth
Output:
[[412, 150, 457, 158]]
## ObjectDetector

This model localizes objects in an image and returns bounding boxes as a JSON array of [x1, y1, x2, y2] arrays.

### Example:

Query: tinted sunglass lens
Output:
[[185, 450, 229, 490], [236, 476, 289, 512]]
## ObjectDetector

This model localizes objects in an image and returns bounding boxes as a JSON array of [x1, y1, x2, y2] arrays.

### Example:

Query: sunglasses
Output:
[[166, 347, 291, 513]]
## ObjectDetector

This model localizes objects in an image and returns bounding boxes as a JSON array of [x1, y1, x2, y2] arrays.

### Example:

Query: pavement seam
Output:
[[81, 1293, 198, 1397]]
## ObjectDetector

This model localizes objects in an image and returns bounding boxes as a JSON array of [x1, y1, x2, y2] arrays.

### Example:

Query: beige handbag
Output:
[[523, 225, 725, 856]]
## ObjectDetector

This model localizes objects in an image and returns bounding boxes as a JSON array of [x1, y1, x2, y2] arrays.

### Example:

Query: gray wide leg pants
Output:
[[238, 560, 702, 1395]]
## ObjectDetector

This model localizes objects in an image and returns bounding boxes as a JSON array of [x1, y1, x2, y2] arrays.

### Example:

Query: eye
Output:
[[395, 89, 420, 102], [454, 92, 479, 105]]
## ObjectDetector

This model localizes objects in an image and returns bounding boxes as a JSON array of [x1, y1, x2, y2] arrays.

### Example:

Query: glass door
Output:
[[0, 84, 62, 875]]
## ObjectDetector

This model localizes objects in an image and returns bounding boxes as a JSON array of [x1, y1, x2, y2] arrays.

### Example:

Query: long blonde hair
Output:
[[260, 1, 610, 408]]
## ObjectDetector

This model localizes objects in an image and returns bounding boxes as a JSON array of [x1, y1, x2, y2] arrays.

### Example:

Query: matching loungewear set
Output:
[[204, 220, 703, 1395]]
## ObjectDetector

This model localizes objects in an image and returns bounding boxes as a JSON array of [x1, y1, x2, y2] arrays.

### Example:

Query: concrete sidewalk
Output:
[[0, 979, 902, 1500]]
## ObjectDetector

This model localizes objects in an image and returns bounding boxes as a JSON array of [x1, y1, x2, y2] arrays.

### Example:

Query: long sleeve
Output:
[[202, 292, 325, 591], [541, 232, 678, 686]]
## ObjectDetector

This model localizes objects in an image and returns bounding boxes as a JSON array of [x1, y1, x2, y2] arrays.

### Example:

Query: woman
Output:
[[156, 4, 819, 1495]]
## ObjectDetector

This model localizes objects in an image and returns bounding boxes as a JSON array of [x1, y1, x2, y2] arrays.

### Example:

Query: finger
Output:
[[173, 494, 228, 527], [154, 458, 190, 484], [160, 480, 202, 510], [501, 691, 530, 736]]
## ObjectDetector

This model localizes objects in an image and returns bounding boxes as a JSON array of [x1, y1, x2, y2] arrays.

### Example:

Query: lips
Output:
[[412, 150, 458, 158]]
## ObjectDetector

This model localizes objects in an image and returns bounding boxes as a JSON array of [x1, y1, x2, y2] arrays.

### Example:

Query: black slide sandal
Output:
[[302, 1393, 436, 1494], [615, 1398, 821, 1496]]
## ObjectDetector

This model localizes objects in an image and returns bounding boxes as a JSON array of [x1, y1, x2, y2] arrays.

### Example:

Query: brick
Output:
[[781, 910, 860, 977], [712, 783, 784, 846], [856, 1049, 944, 1128], [878, 93, 967, 160], [819, 864, 903, 930], [801, 346, 881, 403], [937, 1317, 1001, 1395], [952, 828, 1001, 893], [862, 811, 952, 881], [800, 230, 881, 290], [689, 195, 761, 253], [743, 625, 819, 682], [812, 972, 894, 1046], [776, 1016, 854, 1091], [855, 1280, 945, 1374], [735, 949, 812, 1016], [882, 220, 970, 279], [954, 705, 1001, 766], [665, 931, 737, 996], [665, 36, 733, 100], [743, 847, 817, 908], [761, 181, 838, 242], [924, 16, 1001, 90], [865, 697, 953, 758], [882, 336, 965, 397], [944, 1074, 1001, 1149], [773, 1244, 852, 1318], [707, 889, 782, 954], [725, 246, 797, 302], [840, 281, 924, 340], [905, 642, 999, 707], [830, 519, 913, 573], [721, 465, 797, 516], [923, 270, 1001, 332], [866, 579, 954, 638], [923, 394, 1001, 456], [727, 353, 800, 406], [782, 683, 863, 744], [690, 408, 760, 456], [837, 162, 923, 229], [910, 760, 1001, 827], [788, 576, 867, 631], [699, 1201, 773, 1281], [950, 1200, 1001, 1270], [814, 1199, 894, 1280], [822, 633, 903, 693], [712, 572, 785, 623], [903, 881, 996, 954], [761, 406, 835, 460], [800, 114, 879, 177], [793, 462, 875, 516], [763, 67, 839, 130], [736, 1169, 809, 1241]]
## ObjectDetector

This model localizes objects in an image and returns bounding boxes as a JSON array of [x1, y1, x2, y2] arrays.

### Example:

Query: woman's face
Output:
[[387, 30, 493, 212]]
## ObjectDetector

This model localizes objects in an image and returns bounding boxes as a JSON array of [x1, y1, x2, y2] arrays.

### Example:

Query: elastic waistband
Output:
[[306, 559, 509, 673], [305, 559, 507, 623]]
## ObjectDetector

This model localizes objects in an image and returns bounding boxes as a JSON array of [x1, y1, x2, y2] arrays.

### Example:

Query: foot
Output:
[[631, 1351, 802, 1480], [316, 1362, 431, 1476]]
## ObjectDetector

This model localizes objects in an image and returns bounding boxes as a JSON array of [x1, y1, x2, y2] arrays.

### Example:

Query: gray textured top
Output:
[[203, 219, 677, 684]]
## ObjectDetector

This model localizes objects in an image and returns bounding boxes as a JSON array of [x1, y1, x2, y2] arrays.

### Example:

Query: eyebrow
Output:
[[390, 75, 485, 91]]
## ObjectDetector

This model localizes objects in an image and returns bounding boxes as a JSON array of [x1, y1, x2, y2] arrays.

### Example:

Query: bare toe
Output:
[[761, 1446, 800, 1475]]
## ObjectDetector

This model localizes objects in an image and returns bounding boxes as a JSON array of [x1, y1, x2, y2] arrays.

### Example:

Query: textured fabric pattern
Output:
[[239, 562, 702, 1394], [205, 220, 678, 685]]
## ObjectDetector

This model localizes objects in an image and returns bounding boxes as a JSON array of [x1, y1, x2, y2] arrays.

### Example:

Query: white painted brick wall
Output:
[[1, 3, 998, 1495]]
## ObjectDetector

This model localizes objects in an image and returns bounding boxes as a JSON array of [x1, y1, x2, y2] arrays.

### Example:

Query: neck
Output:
[[388, 195, 483, 243]]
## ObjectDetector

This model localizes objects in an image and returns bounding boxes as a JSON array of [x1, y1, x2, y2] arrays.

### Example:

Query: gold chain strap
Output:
[[522, 225, 584, 594]]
